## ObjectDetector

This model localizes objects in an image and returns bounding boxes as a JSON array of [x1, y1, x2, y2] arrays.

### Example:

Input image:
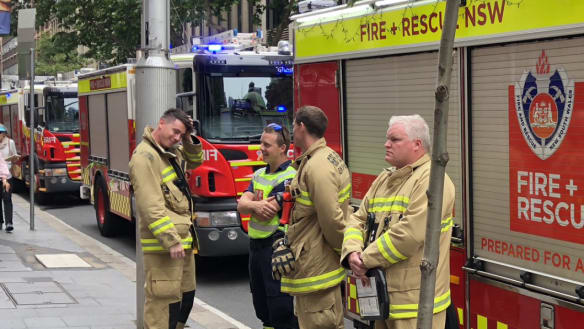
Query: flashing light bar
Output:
[[208, 44, 223, 52], [276, 105, 287, 113]]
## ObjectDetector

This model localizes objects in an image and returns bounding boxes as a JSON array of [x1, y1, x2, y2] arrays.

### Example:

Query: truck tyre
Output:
[[94, 176, 118, 237]]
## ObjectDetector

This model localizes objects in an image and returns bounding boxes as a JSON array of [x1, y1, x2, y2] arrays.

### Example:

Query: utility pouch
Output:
[[356, 268, 390, 321]]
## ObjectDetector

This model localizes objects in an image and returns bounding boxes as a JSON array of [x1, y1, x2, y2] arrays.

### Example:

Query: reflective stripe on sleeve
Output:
[[338, 183, 351, 203], [148, 216, 175, 236], [441, 217, 454, 232], [281, 267, 346, 293], [377, 232, 407, 264], [141, 237, 193, 252], [184, 150, 203, 162], [343, 228, 364, 243], [296, 191, 313, 206]]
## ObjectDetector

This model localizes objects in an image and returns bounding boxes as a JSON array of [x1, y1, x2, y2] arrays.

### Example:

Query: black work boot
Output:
[[5, 224, 13, 232]]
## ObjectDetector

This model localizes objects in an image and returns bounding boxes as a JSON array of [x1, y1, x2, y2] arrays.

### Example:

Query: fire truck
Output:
[[292, 0, 584, 328], [0, 81, 81, 198], [79, 31, 294, 256]]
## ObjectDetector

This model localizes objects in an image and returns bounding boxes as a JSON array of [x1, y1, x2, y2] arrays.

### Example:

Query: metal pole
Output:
[[29, 47, 35, 230], [136, 212, 144, 329]]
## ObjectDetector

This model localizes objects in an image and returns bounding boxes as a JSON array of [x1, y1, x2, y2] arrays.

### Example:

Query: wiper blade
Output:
[[248, 134, 262, 143]]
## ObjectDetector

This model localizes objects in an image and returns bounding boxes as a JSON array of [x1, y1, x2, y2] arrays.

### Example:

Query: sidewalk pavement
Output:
[[0, 194, 250, 329]]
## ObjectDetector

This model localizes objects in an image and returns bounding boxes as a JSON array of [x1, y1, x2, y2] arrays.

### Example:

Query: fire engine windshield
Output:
[[201, 75, 293, 142], [45, 96, 79, 133]]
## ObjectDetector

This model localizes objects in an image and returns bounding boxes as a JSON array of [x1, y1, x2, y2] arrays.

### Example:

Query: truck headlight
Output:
[[195, 211, 239, 227], [44, 168, 67, 176]]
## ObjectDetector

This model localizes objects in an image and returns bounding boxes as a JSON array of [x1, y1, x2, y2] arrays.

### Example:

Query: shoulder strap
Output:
[[168, 156, 193, 214]]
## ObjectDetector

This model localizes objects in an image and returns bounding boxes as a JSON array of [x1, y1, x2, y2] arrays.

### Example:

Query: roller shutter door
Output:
[[470, 37, 584, 289], [345, 51, 462, 226]]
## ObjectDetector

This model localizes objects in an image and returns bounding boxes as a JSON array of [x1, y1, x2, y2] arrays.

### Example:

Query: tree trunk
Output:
[[416, 1, 460, 329], [270, 0, 295, 46]]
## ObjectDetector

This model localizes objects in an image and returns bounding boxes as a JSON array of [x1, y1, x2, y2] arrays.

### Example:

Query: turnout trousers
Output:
[[295, 285, 344, 329], [374, 310, 446, 329], [249, 236, 298, 329], [143, 252, 196, 329]]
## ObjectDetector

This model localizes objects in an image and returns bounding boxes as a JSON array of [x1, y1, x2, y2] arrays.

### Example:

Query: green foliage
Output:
[[8, 0, 297, 63], [35, 34, 88, 76]]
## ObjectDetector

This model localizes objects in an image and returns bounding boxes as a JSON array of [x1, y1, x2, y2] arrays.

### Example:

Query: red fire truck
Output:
[[79, 33, 294, 256], [0, 81, 81, 198], [292, 0, 584, 327]]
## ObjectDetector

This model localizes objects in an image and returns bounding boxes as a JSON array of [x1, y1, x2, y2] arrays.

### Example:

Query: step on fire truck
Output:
[[0, 80, 81, 198], [292, 0, 584, 327], [79, 30, 294, 256]]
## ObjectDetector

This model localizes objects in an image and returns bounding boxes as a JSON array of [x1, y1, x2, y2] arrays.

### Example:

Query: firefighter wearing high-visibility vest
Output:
[[129, 109, 203, 329], [341, 114, 455, 329], [271, 106, 352, 329], [237, 123, 298, 329]]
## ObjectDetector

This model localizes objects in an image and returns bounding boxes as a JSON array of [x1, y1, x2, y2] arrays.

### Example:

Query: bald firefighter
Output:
[[238, 123, 298, 329], [271, 105, 352, 329], [341, 114, 455, 329], [129, 109, 203, 329]]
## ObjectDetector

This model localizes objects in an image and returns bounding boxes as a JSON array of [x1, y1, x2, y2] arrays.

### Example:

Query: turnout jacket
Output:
[[341, 154, 455, 319], [282, 138, 352, 295], [129, 127, 203, 253]]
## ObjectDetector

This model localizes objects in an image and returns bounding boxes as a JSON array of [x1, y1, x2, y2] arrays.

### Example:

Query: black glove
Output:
[[271, 237, 295, 280]]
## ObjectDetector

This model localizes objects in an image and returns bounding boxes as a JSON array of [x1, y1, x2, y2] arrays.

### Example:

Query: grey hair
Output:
[[388, 114, 431, 153]]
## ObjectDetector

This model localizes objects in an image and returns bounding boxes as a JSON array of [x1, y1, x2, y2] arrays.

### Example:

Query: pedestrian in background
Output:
[[237, 123, 298, 329], [0, 124, 17, 232], [342, 114, 455, 329], [129, 109, 203, 329], [272, 105, 352, 329]]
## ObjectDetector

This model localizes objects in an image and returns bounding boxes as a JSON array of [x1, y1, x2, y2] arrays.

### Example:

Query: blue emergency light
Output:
[[276, 105, 287, 113], [208, 44, 223, 53]]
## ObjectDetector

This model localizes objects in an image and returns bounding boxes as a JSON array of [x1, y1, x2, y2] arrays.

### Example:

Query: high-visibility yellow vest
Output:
[[248, 165, 296, 239]]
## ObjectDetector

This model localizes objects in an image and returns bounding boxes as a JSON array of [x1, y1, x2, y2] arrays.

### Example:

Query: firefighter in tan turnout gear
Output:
[[129, 109, 203, 329], [341, 114, 455, 329], [271, 105, 352, 329]]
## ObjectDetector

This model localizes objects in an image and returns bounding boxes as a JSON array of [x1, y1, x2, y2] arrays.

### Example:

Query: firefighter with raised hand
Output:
[[237, 123, 298, 329], [272, 105, 352, 329], [341, 114, 455, 329], [129, 108, 203, 329]]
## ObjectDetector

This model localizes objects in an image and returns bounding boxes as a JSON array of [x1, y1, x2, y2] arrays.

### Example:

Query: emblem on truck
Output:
[[514, 50, 574, 160]]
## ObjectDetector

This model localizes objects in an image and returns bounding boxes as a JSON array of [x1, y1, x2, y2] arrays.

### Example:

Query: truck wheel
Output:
[[94, 176, 118, 237]]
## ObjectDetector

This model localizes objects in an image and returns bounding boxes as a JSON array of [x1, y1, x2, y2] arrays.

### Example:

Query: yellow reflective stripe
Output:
[[161, 166, 177, 183], [497, 322, 508, 329], [477, 315, 488, 329], [182, 237, 193, 250], [377, 232, 407, 264], [148, 216, 175, 236], [441, 217, 454, 232], [184, 150, 203, 162], [369, 196, 410, 204], [368, 196, 409, 213], [141, 237, 193, 251], [296, 191, 313, 206], [230, 160, 266, 167], [457, 307, 464, 325], [337, 183, 351, 203], [344, 228, 364, 243], [389, 290, 450, 319], [281, 267, 346, 293]]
